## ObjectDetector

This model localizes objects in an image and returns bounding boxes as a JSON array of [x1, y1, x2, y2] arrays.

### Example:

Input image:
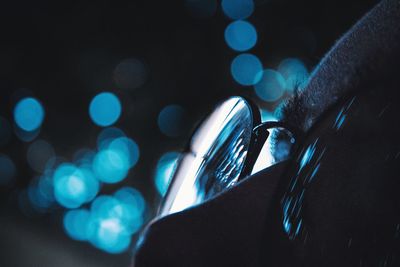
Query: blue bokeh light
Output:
[[278, 58, 309, 91], [154, 152, 180, 196], [224, 20, 257, 52], [87, 193, 146, 253], [14, 97, 45, 132], [260, 109, 278, 122], [231, 53, 263, 86], [185, 0, 218, 18], [222, 0, 254, 20], [14, 126, 40, 142], [64, 209, 91, 241], [27, 139, 55, 173], [73, 148, 96, 165], [89, 92, 122, 127], [254, 69, 286, 102], [92, 149, 129, 184], [97, 127, 126, 150], [114, 187, 146, 216], [0, 154, 16, 185], [0, 116, 12, 147], [53, 163, 100, 208], [27, 172, 57, 212], [157, 105, 188, 138], [108, 137, 140, 168]]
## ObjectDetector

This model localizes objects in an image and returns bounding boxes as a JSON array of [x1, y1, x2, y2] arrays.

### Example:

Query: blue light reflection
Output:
[[221, 0, 254, 20], [224, 20, 257, 52], [231, 53, 263, 86], [154, 152, 180, 196], [14, 97, 45, 132], [89, 92, 121, 127], [254, 69, 286, 102]]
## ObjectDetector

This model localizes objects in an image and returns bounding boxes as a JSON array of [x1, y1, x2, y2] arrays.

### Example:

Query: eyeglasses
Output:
[[158, 96, 301, 217]]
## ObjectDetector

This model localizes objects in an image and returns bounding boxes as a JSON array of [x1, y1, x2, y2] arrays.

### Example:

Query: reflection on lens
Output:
[[160, 97, 254, 216]]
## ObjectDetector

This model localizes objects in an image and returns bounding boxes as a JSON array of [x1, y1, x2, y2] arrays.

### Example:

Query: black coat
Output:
[[135, 0, 400, 266]]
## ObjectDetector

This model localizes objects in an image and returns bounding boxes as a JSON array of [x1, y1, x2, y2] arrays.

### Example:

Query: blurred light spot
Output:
[[89, 92, 121, 127], [64, 209, 91, 241], [53, 163, 99, 208], [14, 97, 44, 132], [37, 173, 55, 204], [27, 139, 55, 173], [97, 127, 126, 150], [108, 137, 140, 168], [278, 58, 309, 91], [0, 154, 16, 185], [260, 109, 278, 122], [93, 149, 129, 183], [73, 148, 96, 165], [221, 0, 254, 20], [0, 116, 12, 147], [254, 69, 286, 102], [14, 126, 40, 142], [88, 194, 145, 253], [114, 187, 146, 215], [185, 0, 218, 18], [90, 217, 131, 254], [114, 58, 147, 90], [154, 152, 180, 196], [157, 105, 188, 137], [28, 179, 53, 212], [231, 53, 263, 86], [224, 20, 257, 52]]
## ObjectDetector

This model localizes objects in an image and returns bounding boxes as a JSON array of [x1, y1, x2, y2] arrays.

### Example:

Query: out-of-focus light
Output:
[[0, 116, 12, 146], [114, 187, 146, 216], [260, 109, 278, 122], [89, 217, 131, 254], [222, 0, 254, 20], [0, 154, 16, 185], [38, 173, 55, 203], [28, 180, 53, 211], [53, 163, 99, 208], [89, 92, 121, 127], [14, 126, 40, 142], [278, 58, 309, 91], [97, 127, 126, 150], [254, 69, 286, 102], [88, 194, 145, 253], [224, 20, 257, 52], [185, 0, 218, 18], [231, 53, 263, 86], [14, 97, 44, 132], [114, 58, 147, 90], [154, 152, 180, 196], [27, 139, 55, 173], [157, 105, 188, 138], [64, 209, 91, 241], [108, 137, 140, 168], [93, 149, 129, 183], [73, 148, 96, 165]]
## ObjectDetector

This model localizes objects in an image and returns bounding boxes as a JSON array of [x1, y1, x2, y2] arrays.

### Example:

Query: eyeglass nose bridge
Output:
[[241, 121, 301, 179]]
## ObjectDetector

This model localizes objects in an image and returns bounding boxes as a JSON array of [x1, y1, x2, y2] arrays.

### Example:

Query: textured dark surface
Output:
[[135, 1, 400, 266]]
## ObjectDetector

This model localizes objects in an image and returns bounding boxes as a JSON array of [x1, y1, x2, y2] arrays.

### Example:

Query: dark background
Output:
[[0, 0, 377, 266]]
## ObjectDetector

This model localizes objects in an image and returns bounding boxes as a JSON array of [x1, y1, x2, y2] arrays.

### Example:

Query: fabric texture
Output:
[[134, 1, 400, 266]]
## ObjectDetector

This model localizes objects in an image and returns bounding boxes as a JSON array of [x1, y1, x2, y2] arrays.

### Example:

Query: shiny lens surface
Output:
[[160, 97, 254, 216]]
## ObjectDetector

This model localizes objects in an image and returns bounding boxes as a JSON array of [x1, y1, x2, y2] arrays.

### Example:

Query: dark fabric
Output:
[[134, 0, 400, 266], [134, 161, 289, 267]]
